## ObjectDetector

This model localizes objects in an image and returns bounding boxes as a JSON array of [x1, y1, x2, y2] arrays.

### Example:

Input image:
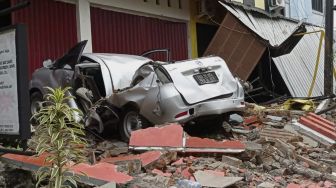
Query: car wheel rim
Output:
[[124, 111, 142, 138]]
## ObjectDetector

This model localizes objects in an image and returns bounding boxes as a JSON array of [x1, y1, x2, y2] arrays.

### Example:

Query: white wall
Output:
[[286, 0, 324, 26]]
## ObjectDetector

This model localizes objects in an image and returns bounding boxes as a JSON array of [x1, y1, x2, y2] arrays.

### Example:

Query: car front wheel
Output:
[[119, 109, 149, 142]]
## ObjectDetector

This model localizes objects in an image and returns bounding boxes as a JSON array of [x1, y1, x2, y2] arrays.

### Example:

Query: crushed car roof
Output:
[[83, 53, 152, 91]]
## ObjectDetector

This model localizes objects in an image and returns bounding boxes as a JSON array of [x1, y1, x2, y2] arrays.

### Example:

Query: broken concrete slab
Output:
[[292, 120, 335, 146], [315, 99, 331, 114], [126, 174, 171, 188], [266, 115, 283, 122], [114, 159, 142, 175], [151, 169, 172, 177], [185, 136, 245, 153], [129, 124, 245, 153], [0, 153, 133, 186], [70, 162, 133, 184], [296, 155, 331, 173], [101, 151, 163, 169], [284, 124, 318, 147], [97, 182, 117, 188], [299, 116, 336, 140], [257, 182, 275, 188], [260, 127, 299, 141], [193, 170, 243, 188], [176, 179, 201, 188], [222, 155, 243, 168], [129, 124, 183, 148]]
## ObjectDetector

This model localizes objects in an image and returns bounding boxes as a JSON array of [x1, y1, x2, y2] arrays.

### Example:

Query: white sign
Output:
[[0, 29, 19, 135]]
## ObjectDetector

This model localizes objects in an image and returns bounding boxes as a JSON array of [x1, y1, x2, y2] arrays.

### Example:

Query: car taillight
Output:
[[175, 111, 188, 119]]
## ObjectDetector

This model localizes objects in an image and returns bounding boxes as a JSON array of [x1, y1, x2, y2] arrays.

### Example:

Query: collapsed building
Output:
[[204, 1, 334, 102]]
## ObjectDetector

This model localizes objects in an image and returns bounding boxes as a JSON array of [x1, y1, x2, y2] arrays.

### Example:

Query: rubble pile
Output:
[[92, 101, 336, 188], [2, 101, 336, 187]]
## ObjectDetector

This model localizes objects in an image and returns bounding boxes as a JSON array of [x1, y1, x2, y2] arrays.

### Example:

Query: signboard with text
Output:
[[0, 25, 30, 139]]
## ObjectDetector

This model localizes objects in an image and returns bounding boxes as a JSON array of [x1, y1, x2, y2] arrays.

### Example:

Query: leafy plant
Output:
[[33, 87, 87, 188]]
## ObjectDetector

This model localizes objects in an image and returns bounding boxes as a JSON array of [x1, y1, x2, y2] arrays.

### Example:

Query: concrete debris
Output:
[[315, 99, 331, 114], [298, 113, 336, 141], [260, 127, 299, 141], [3, 100, 336, 187], [98, 182, 117, 188], [222, 155, 243, 168], [193, 170, 243, 188], [292, 120, 336, 146], [266, 115, 283, 122], [257, 182, 276, 188], [129, 124, 246, 153], [176, 179, 201, 188]]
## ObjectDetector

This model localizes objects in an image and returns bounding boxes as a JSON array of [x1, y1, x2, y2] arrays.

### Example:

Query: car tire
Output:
[[118, 109, 151, 142], [30, 91, 43, 125]]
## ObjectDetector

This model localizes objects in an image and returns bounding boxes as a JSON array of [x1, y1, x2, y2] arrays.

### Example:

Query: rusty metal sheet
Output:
[[204, 13, 266, 80]]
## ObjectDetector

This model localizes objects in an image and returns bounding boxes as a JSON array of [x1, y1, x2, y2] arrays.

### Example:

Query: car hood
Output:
[[162, 56, 238, 104]]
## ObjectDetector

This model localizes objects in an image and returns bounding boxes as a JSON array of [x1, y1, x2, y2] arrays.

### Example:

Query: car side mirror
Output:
[[42, 59, 53, 68]]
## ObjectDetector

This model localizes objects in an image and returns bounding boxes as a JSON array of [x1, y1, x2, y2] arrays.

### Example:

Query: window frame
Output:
[[312, 0, 323, 13]]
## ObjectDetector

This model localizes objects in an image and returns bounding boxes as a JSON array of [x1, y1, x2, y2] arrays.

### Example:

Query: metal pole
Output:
[[324, 0, 334, 96]]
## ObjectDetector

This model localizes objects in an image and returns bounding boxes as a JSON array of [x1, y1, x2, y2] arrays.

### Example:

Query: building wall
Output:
[[11, 0, 192, 75], [11, 0, 78, 76], [90, 7, 188, 60], [72, 0, 192, 55], [229, 0, 325, 26], [285, 0, 324, 26]]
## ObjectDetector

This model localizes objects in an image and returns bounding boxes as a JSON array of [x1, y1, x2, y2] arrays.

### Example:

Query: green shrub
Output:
[[33, 87, 87, 188]]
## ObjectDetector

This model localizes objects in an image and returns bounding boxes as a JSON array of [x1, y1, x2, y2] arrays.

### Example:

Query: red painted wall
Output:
[[11, 0, 77, 76], [90, 7, 188, 61]]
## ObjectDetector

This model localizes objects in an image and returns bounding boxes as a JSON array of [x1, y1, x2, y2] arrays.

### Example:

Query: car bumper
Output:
[[151, 94, 245, 124]]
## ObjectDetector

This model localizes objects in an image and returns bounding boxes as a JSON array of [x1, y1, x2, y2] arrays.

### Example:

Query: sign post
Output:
[[0, 24, 30, 140]]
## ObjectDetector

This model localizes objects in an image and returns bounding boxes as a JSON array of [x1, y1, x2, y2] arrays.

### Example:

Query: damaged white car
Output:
[[30, 41, 245, 141]]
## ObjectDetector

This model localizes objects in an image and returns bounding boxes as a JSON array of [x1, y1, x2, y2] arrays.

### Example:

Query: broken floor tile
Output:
[[129, 123, 183, 148], [193, 170, 243, 188], [70, 162, 133, 184], [129, 124, 245, 153]]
